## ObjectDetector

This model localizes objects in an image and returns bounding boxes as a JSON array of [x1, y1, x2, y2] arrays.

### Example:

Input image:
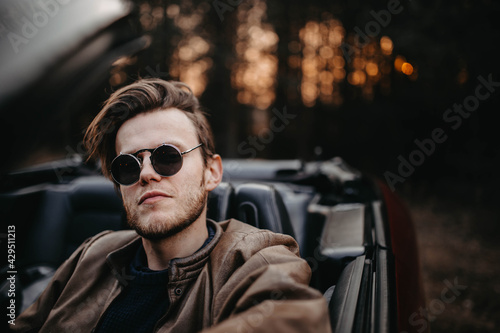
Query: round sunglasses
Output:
[[110, 143, 203, 186]]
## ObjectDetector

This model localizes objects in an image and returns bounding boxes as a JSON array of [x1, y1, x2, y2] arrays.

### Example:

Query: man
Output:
[[12, 79, 331, 332]]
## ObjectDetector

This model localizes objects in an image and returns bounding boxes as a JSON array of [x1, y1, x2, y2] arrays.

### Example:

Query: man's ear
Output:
[[205, 154, 223, 191]]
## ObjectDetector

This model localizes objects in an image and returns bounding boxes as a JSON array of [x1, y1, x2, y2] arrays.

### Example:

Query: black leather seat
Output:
[[208, 182, 296, 238], [232, 183, 296, 238], [24, 176, 126, 268], [8, 176, 126, 314], [207, 182, 234, 222]]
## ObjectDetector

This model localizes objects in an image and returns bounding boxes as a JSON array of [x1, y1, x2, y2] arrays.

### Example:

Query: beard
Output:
[[125, 175, 207, 241]]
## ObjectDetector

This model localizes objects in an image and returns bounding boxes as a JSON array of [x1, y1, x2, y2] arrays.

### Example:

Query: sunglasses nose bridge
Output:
[[138, 150, 155, 169], [137, 151, 163, 183]]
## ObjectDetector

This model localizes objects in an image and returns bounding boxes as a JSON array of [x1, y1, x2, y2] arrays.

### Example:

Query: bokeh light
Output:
[[231, 0, 279, 110], [299, 17, 345, 107], [167, 1, 213, 96]]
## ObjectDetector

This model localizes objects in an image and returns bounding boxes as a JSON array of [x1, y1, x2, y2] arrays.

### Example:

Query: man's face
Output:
[[115, 109, 218, 240]]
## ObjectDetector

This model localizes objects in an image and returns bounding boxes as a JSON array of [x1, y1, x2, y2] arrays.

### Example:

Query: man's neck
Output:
[[141, 217, 209, 271]]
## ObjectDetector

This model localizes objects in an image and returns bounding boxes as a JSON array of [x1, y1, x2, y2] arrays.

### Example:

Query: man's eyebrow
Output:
[[122, 140, 186, 155], [164, 140, 185, 148]]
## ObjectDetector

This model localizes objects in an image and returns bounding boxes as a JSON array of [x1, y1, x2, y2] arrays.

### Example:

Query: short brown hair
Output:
[[84, 78, 215, 180]]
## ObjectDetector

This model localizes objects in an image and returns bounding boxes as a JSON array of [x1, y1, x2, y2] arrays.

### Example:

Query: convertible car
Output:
[[0, 0, 425, 332]]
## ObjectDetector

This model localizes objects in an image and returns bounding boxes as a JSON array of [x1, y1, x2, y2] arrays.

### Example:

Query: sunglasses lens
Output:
[[152, 145, 182, 176], [111, 155, 141, 185]]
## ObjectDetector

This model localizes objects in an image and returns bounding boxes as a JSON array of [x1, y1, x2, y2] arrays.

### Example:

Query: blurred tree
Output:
[[94, 0, 500, 188]]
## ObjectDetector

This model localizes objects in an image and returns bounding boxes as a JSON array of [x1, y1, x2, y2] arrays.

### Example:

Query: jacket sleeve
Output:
[[203, 232, 332, 333], [10, 231, 112, 333]]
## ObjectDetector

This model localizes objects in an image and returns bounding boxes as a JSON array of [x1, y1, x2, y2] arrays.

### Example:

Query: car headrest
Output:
[[207, 182, 234, 221], [233, 183, 296, 238]]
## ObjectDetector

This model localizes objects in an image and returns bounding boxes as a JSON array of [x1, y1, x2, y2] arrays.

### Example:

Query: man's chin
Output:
[[131, 216, 197, 241], [135, 228, 172, 241], [131, 222, 178, 241]]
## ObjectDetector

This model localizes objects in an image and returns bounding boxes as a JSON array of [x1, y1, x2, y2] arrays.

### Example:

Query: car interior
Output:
[[0, 157, 395, 332]]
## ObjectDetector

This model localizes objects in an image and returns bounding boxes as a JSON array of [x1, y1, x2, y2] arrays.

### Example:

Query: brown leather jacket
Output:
[[12, 219, 331, 332]]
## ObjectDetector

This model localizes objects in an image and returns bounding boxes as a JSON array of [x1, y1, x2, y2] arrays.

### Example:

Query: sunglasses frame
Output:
[[110, 143, 203, 186]]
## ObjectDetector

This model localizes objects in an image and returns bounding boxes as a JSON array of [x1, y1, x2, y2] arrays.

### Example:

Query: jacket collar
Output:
[[106, 220, 223, 285]]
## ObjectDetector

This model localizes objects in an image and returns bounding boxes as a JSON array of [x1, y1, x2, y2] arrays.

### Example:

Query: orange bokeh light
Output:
[[394, 55, 406, 72], [380, 36, 393, 55], [401, 62, 414, 76], [231, 0, 279, 111]]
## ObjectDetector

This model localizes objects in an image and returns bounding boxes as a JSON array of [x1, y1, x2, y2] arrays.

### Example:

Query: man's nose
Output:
[[139, 153, 162, 185]]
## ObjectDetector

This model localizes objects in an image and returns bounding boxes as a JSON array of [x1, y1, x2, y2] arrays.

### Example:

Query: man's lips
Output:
[[139, 191, 172, 205]]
